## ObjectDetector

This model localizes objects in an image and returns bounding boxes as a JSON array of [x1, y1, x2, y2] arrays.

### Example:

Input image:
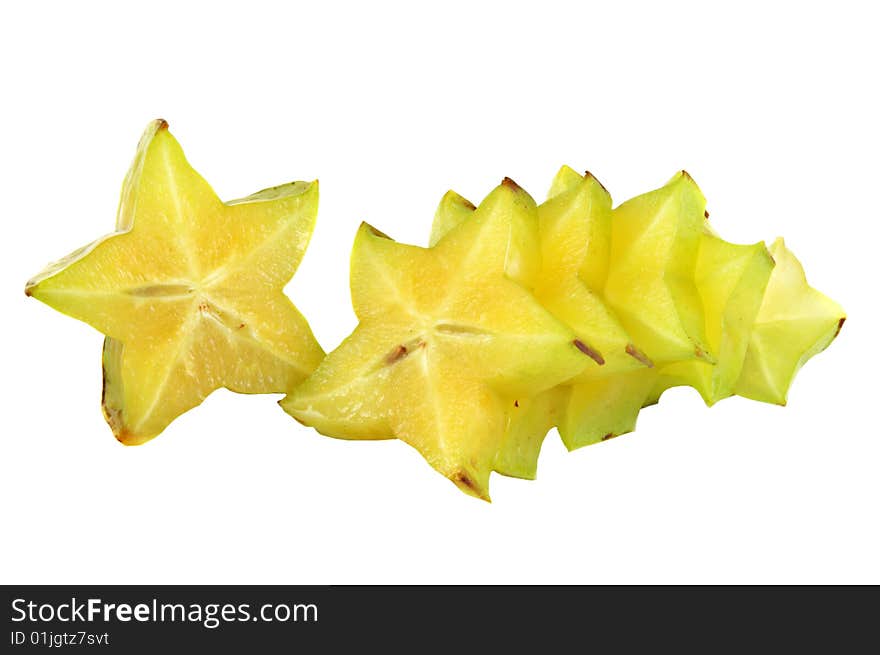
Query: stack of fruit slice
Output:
[[282, 168, 845, 500]]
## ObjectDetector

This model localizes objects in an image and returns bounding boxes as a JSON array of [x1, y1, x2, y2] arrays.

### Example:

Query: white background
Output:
[[1, 1, 877, 584]]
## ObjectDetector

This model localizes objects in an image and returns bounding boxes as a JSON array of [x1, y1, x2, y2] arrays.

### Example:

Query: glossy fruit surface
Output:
[[26, 120, 323, 443], [282, 179, 593, 499]]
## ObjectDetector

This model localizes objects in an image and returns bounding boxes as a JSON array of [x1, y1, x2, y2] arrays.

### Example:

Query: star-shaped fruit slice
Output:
[[26, 120, 324, 444], [734, 238, 845, 405], [507, 171, 720, 451], [645, 231, 775, 406], [281, 179, 592, 500], [604, 171, 716, 366], [429, 167, 654, 475], [548, 172, 720, 449]]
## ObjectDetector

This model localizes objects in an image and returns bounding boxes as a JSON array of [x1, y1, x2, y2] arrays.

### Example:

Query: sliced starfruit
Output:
[[734, 238, 845, 405], [26, 120, 324, 443], [282, 179, 594, 500]]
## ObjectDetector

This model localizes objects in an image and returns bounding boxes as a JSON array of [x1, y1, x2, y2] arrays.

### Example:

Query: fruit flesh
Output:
[[559, 369, 660, 448], [290, 170, 845, 498], [26, 122, 848, 499], [428, 169, 662, 469], [535, 169, 649, 380], [428, 170, 779, 459], [26, 120, 324, 443], [604, 172, 714, 366], [646, 235, 775, 406], [494, 388, 565, 480], [282, 180, 593, 500], [734, 238, 845, 405]]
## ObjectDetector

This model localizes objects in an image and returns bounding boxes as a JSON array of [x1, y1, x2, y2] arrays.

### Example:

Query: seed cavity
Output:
[[195, 299, 252, 336], [386, 345, 409, 365], [625, 343, 654, 368], [383, 338, 426, 366], [574, 339, 605, 365], [127, 284, 193, 298], [434, 323, 491, 337]]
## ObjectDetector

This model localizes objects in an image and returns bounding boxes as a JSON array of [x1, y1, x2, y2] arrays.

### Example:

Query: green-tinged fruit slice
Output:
[[646, 234, 775, 405], [734, 238, 845, 405], [494, 388, 567, 480], [559, 369, 659, 450], [282, 179, 591, 500], [26, 120, 324, 443]]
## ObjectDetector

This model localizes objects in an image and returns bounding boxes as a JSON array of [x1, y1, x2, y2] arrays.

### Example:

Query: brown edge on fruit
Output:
[[704, 209, 710, 219], [835, 317, 846, 338], [459, 196, 477, 211], [601, 432, 617, 441], [113, 428, 135, 445], [681, 170, 694, 182], [501, 176, 522, 191], [364, 223, 392, 240], [157, 118, 169, 130], [573, 339, 605, 366], [625, 343, 654, 368], [584, 171, 609, 195], [100, 365, 128, 445], [453, 470, 477, 491], [386, 344, 409, 365], [451, 470, 490, 502]]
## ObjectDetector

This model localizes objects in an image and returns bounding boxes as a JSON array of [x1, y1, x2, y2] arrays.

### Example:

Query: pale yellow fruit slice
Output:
[[283, 180, 592, 500], [26, 120, 324, 443], [646, 235, 775, 405], [494, 388, 566, 480], [734, 238, 845, 405]]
